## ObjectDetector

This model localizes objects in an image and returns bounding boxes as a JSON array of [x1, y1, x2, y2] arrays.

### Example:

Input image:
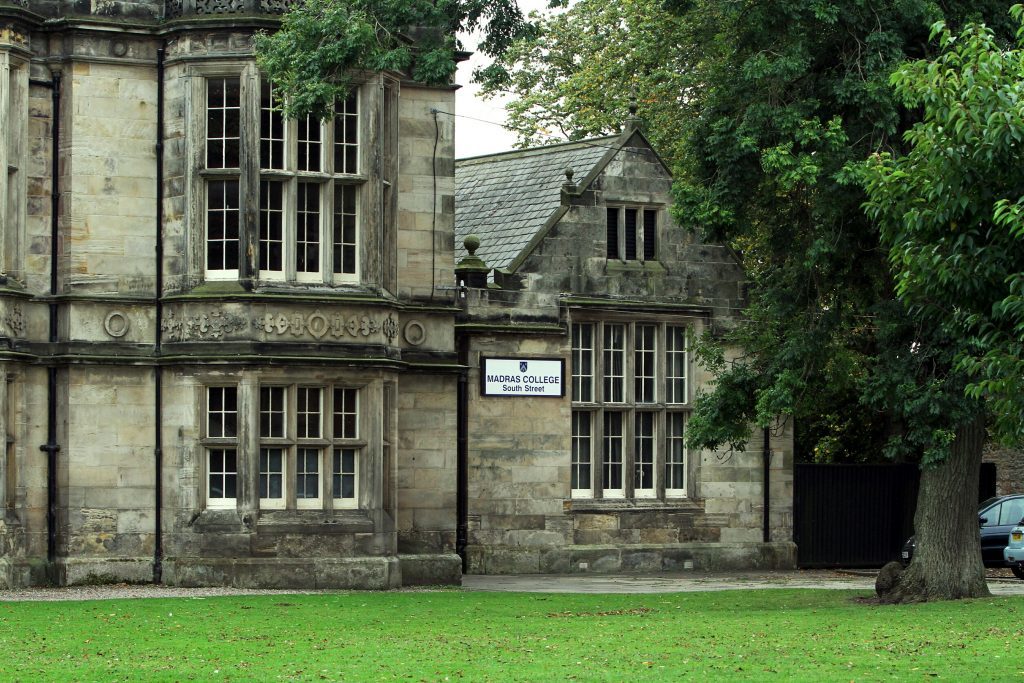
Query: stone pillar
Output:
[[0, 50, 9, 277], [0, 366, 7, 513]]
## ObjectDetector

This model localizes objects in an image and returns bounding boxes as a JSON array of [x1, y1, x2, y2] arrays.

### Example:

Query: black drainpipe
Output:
[[762, 427, 770, 543], [38, 70, 62, 574], [153, 45, 166, 584], [455, 332, 469, 573]]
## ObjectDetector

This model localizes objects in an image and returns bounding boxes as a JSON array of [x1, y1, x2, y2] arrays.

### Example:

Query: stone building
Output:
[[0, 0, 463, 588], [454, 120, 795, 573], [0, 0, 793, 588]]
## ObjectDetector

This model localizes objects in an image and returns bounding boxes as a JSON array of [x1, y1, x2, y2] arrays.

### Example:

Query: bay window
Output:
[[200, 71, 363, 284], [203, 382, 367, 512]]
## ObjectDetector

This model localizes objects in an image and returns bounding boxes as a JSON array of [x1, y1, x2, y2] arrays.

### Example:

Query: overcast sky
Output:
[[453, 1, 553, 159]]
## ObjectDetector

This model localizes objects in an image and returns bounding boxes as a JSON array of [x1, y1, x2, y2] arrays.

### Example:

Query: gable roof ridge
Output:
[[456, 134, 619, 165]]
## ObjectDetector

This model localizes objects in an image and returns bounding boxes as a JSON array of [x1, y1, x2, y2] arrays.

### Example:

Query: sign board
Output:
[[480, 357, 565, 397]]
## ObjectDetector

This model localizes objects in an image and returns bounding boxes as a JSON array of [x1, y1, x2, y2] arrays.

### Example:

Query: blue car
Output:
[[902, 495, 1024, 577]]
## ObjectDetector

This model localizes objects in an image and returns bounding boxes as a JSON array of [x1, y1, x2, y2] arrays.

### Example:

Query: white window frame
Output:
[[295, 446, 324, 509], [665, 412, 687, 498], [203, 386, 239, 509], [258, 386, 288, 509], [256, 80, 363, 285], [250, 383, 363, 511], [331, 387, 360, 509], [191, 65, 366, 286], [571, 410, 594, 499], [570, 319, 691, 500]]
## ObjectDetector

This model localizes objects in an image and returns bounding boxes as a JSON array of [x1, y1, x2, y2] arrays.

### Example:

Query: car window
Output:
[[979, 497, 1000, 510], [983, 503, 1002, 527], [1000, 499, 1024, 525]]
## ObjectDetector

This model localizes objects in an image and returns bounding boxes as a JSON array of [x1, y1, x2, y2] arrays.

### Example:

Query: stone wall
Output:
[[61, 366, 155, 583], [396, 374, 457, 553], [464, 333, 571, 573], [62, 61, 157, 296], [396, 85, 455, 301], [984, 442, 1024, 497]]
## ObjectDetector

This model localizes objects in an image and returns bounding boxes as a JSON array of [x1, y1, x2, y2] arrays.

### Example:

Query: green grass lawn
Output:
[[0, 588, 1018, 680]]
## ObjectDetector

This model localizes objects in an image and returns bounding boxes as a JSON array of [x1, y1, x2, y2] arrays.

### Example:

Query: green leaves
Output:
[[254, 0, 533, 120], [859, 6, 1024, 445]]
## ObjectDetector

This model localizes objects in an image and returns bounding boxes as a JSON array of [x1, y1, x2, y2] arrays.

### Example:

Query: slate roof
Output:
[[454, 137, 616, 271]]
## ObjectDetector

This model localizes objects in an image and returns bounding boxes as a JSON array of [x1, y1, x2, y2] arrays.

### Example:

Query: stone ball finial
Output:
[[564, 167, 575, 184], [464, 234, 481, 256]]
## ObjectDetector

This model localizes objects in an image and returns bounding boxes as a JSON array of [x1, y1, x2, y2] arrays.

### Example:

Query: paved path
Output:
[[3, 570, 1024, 601], [462, 570, 1024, 595]]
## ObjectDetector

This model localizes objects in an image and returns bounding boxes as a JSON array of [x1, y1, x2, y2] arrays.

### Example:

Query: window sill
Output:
[[603, 260, 666, 274], [255, 508, 373, 534], [566, 498, 701, 513]]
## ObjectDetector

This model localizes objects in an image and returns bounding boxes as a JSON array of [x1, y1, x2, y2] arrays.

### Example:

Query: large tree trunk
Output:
[[880, 414, 990, 603]]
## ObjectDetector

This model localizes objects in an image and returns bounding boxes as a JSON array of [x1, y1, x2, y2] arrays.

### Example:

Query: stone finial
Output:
[[625, 90, 642, 132], [455, 234, 490, 289], [562, 166, 578, 195]]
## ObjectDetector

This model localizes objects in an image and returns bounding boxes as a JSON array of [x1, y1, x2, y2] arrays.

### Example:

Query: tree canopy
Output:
[[475, 0, 696, 166], [253, 0, 535, 119], [861, 9, 1024, 445]]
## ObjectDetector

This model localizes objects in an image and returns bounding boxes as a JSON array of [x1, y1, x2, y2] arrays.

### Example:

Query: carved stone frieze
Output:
[[161, 306, 400, 343], [161, 310, 248, 341], [0, 303, 25, 338]]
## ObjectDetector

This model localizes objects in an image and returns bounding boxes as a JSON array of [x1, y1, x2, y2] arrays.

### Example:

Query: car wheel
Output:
[[1012, 565, 1024, 581]]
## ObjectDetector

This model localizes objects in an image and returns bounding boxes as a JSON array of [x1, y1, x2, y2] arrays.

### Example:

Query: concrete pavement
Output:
[[461, 569, 1024, 595]]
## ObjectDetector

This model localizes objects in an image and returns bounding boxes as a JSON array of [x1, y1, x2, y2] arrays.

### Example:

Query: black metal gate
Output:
[[794, 462, 997, 568]]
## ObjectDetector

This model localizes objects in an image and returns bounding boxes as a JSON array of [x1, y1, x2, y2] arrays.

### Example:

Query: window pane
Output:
[[571, 411, 592, 492], [333, 448, 357, 500], [296, 183, 320, 274], [207, 180, 240, 272], [634, 412, 655, 492], [208, 448, 237, 500], [603, 324, 625, 403], [333, 387, 358, 439], [603, 412, 623, 491], [606, 207, 620, 259], [297, 448, 320, 498], [571, 323, 594, 403], [635, 324, 656, 403], [643, 209, 657, 260], [666, 412, 686, 491], [297, 114, 322, 172], [334, 92, 359, 174], [259, 181, 284, 273], [207, 386, 237, 438], [297, 387, 322, 438], [260, 81, 285, 170], [259, 386, 286, 438], [333, 184, 358, 275], [667, 325, 687, 404], [207, 78, 240, 169], [259, 447, 284, 499]]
